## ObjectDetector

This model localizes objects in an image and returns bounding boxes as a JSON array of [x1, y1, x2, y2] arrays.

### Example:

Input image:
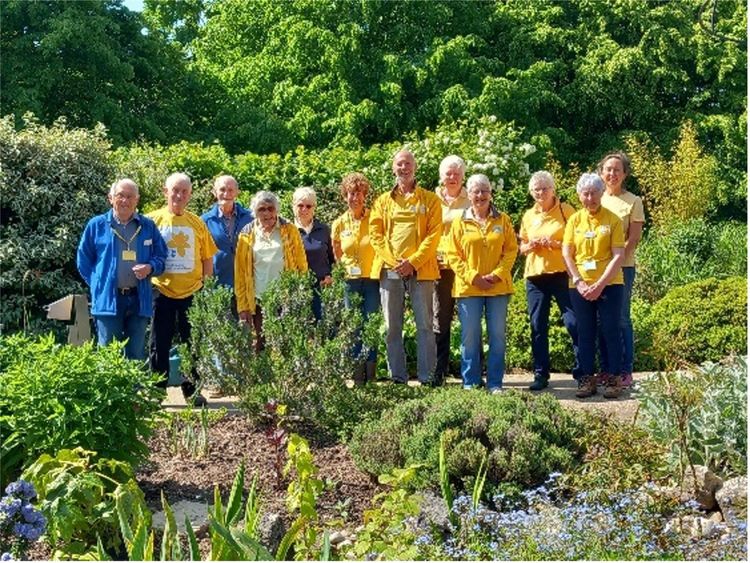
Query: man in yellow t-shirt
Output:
[[369, 150, 442, 384], [147, 172, 218, 406]]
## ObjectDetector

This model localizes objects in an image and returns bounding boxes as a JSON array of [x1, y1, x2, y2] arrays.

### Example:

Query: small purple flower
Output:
[[3, 481, 36, 502], [1, 553, 13, 561], [0, 497, 21, 517]]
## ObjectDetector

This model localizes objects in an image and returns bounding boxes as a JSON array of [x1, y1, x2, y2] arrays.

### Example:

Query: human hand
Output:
[[394, 259, 415, 277], [238, 311, 251, 324], [472, 274, 494, 291], [132, 263, 152, 280], [585, 282, 604, 301], [321, 275, 333, 287]]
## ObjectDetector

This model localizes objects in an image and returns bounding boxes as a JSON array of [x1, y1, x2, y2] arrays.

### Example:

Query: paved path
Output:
[[163, 371, 649, 423]]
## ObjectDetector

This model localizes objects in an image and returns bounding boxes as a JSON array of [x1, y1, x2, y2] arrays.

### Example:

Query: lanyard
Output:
[[111, 224, 142, 250]]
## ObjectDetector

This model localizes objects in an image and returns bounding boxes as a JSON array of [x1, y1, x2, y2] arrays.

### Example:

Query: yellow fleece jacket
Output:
[[446, 208, 518, 297], [368, 186, 442, 280], [235, 219, 308, 314]]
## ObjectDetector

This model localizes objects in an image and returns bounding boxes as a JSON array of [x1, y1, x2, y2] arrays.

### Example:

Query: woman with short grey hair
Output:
[[562, 173, 625, 399], [518, 170, 581, 391], [432, 154, 470, 384]]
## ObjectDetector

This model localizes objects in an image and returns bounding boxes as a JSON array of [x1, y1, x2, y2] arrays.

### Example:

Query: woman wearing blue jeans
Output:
[[597, 152, 644, 387], [446, 174, 518, 393]]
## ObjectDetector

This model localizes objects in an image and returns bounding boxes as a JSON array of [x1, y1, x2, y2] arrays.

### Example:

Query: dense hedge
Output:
[[349, 387, 586, 498]]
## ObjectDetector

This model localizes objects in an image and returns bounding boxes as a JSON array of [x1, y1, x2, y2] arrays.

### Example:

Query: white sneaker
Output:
[[489, 388, 503, 395]]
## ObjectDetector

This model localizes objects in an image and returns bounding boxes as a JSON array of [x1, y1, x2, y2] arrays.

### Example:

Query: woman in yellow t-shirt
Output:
[[331, 173, 379, 385], [562, 173, 625, 400], [519, 171, 581, 391], [598, 151, 644, 387]]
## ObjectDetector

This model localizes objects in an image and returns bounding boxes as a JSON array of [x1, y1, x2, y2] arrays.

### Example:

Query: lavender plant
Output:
[[0, 480, 47, 561]]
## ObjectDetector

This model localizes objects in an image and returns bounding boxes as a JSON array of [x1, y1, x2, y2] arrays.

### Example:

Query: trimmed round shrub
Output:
[[349, 387, 586, 497], [505, 279, 577, 373], [644, 276, 747, 368]]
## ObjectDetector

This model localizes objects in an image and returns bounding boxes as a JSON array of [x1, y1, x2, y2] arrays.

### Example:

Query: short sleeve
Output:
[[563, 215, 576, 245], [630, 195, 645, 223]]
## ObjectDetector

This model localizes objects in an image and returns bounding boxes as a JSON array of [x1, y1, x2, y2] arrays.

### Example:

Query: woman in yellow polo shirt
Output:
[[562, 173, 625, 399], [446, 174, 517, 393], [331, 173, 379, 385], [235, 190, 307, 352], [519, 171, 581, 391]]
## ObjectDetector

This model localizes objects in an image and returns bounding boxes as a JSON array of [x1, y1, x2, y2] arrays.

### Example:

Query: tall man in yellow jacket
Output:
[[369, 150, 442, 384], [148, 172, 218, 406]]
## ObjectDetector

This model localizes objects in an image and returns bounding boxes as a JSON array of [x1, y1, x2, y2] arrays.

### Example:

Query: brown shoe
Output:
[[603, 375, 623, 399], [575, 375, 597, 398]]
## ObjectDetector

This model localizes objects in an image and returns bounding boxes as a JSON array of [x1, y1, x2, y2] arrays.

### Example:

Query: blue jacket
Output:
[[201, 203, 253, 288], [299, 219, 335, 282], [77, 210, 167, 317]]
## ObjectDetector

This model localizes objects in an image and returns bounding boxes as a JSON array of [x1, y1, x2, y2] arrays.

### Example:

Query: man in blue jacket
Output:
[[77, 178, 167, 360], [201, 175, 253, 295]]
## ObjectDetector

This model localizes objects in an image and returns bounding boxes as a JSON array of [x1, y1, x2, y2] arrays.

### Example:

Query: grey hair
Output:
[[529, 171, 555, 192], [439, 155, 466, 178], [165, 172, 192, 190], [466, 173, 492, 192], [250, 190, 280, 214], [292, 186, 317, 206], [213, 175, 238, 190], [576, 173, 605, 193], [109, 178, 139, 196]]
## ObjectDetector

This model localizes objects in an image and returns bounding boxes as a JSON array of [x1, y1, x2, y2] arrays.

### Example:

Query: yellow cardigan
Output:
[[446, 208, 518, 297], [235, 219, 308, 314], [368, 186, 442, 280]]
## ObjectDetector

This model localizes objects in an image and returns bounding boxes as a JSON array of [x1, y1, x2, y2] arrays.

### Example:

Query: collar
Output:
[[109, 210, 141, 226], [216, 203, 238, 219], [533, 196, 560, 214], [462, 206, 500, 222], [390, 182, 420, 199], [436, 185, 468, 206]]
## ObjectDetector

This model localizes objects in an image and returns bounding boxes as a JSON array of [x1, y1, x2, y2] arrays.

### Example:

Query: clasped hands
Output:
[[575, 279, 604, 301], [472, 273, 500, 291]]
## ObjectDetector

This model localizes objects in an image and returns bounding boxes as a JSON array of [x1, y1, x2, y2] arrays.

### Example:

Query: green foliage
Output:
[[22, 447, 148, 559], [635, 219, 747, 302], [560, 414, 669, 498], [505, 279, 577, 373], [0, 333, 163, 486], [186, 271, 379, 431], [351, 465, 423, 561], [642, 277, 747, 369], [0, 114, 114, 332], [349, 387, 586, 498], [161, 405, 227, 459], [638, 356, 747, 478]]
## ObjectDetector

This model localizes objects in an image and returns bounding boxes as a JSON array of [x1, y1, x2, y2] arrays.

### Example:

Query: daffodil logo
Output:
[[161, 226, 196, 273]]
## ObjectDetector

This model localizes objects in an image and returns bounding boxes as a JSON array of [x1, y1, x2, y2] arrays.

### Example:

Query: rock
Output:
[[257, 512, 286, 555], [716, 476, 748, 527], [337, 539, 353, 549], [151, 500, 208, 533], [416, 490, 452, 533], [708, 511, 723, 524], [665, 515, 718, 539], [328, 531, 347, 545], [681, 465, 723, 510]]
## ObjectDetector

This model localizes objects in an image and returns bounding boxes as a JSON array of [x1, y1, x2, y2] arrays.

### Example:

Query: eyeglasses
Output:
[[531, 186, 552, 193], [256, 206, 275, 213], [296, 203, 313, 209]]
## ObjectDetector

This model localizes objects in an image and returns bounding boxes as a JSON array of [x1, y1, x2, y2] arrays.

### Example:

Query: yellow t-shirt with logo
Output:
[[331, 209, 375, 279], [601, 190, 645, 268], [519, 199, 576, 278], [389, 191, 419, 259], [563, 206, 624, 286], [147, 207, 218, 299]]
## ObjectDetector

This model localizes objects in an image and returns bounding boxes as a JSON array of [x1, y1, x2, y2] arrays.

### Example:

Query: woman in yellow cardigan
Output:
[[235, 190, 307, 351], [446, 174, 518, 392]]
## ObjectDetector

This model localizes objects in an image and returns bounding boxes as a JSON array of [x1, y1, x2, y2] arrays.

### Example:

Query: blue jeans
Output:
[[380, 270, 436, 383], [344, 278, 380, 362], [95, 292, 149, 360], [598, 266, 635, 374], [526, 273, 581, 379], [457, 295, 509, 390], [570, 284, 624, 378]]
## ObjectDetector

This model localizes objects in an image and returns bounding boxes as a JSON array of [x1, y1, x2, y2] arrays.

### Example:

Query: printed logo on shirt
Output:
[[161, 226, 196, 274], [598, 225, 611, 235], [493, 226, 503, 234]]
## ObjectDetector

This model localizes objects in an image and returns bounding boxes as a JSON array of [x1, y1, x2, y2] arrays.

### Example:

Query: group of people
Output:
[[77, 148, 643, 404]]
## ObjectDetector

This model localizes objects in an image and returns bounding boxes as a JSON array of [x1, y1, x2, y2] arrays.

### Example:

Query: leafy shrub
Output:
[[22, 448, 148, 559], [643, 277, 746, 368], [184, 272, 380, 433], [0, 334, 163, 485], [349, 388, 586, 498], [635, 218, 747, 302], [638, 356, 747, 478], [0, 114, 114, 333], [505, 279, 577, 373]]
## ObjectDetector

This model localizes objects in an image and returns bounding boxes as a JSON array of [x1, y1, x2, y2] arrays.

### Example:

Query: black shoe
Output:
[[429, 373, 444, 387], [528, 375, 549, 391], [186, 393, 208, 407]]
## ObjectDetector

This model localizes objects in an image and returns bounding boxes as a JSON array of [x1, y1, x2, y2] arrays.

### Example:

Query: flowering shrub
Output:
[[0, 480, 46, 561]]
